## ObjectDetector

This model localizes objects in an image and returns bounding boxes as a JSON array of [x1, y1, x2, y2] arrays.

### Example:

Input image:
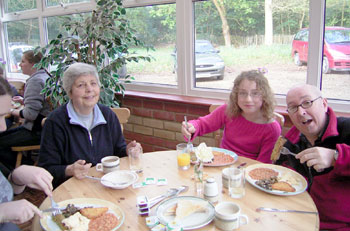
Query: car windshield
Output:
[[195, 42, 216, 54], [325, 29, 350, 43]]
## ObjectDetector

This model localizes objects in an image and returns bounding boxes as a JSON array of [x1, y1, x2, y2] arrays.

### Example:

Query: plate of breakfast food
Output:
[[190, 143, 238, 167], [245, 164, 308, 196], [156, 196, 215, 230], [40, 198, 124, 231]]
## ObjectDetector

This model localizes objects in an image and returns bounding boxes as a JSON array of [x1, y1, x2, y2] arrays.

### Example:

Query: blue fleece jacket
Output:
[[38, 103, 127, 187]]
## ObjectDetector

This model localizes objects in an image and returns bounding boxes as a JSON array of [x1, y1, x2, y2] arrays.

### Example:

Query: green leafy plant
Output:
[[35, 0, 152, 108]]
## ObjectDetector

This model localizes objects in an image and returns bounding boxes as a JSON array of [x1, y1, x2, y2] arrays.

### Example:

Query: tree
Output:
[[35, 0, 151, 108], [212, 0, 231, 47]]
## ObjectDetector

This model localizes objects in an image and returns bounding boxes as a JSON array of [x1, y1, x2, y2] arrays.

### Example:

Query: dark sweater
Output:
[[38, 103, 127, 187], [276, 107, 350, 230]]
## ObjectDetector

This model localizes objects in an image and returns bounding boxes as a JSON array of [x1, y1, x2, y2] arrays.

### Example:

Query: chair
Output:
[[8, 80, 25, 96], [110, 107, 130, 132], [209, 104, 285, 147], [12, 118, 46, 167]]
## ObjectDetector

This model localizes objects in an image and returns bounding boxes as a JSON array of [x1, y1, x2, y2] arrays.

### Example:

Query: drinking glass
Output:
[[128, 145, 143, 173], [176, 143, 191, 170], [228, 168, 245, 198]]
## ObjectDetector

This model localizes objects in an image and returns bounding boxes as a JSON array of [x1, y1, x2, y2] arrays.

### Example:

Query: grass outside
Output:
[[126, 44, 292, 74]]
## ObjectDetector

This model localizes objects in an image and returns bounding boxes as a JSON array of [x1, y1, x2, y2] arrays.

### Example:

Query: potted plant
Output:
[[35, 0, 152, 108]]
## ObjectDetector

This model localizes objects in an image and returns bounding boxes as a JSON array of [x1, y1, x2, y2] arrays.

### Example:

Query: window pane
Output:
[[322, 1, 350, 101], [194, 0, 309, 95], [3, 0, 36, 13], [47, 13, 90, 41], [125, 4, 177, 85], [6, 19, 40, 73], [46, 0, 89, 7]]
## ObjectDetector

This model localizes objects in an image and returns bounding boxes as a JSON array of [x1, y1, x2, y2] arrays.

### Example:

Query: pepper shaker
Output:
[[204, 177, 218, 203]]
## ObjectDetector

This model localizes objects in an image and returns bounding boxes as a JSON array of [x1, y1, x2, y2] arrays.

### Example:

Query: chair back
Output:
[[110, 107, 130, 131], [8, 80, 25, 95]]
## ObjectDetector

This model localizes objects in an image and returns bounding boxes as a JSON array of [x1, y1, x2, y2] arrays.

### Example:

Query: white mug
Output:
[[96, 156, 120, 174], [214, 202, 249, 230]]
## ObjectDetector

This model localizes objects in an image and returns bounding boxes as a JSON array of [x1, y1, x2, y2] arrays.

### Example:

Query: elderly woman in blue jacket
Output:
[[38, 62, 141, 187]]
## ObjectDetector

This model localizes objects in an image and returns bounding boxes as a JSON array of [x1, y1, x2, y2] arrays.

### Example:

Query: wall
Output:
[[118, 91, 293, 153]]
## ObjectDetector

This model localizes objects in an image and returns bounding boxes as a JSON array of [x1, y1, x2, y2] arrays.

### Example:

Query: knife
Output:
[[41, 207, 67, 213], [256, 207, 318, 214]]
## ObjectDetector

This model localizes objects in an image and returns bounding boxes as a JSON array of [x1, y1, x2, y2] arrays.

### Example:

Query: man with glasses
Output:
[[276, 84, 350, 230]]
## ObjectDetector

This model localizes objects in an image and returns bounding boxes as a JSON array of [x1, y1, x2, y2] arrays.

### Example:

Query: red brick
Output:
[[124, 131, 144, 142], [141, 143, 153, 153], [188, 105, 209, 116], [123, 98, 142, 107], [175, 114, 198, 123], [144, 100, 164, 110], [154, 146, 170, 152], [153, 110, 175, 121], [143, 136, 167, 147], [164, 102, 188, 113], [133, 107, 152, 118]]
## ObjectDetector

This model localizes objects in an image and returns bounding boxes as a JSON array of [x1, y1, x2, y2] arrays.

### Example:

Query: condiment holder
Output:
[[204, 177, 218, 203]]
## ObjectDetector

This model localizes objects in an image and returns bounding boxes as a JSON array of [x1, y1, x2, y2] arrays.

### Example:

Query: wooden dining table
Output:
[[32, 150, 319, 231]]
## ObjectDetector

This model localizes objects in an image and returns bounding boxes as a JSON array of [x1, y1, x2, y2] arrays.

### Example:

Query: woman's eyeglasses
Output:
[[287, 96, 322, 113]]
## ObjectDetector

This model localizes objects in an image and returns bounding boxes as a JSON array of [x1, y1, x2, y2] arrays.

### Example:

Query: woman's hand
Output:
[[65, 160, 92, 180], [127, 140, 142, 157], [181, 121, 195, 141], [0, 199, 42, 224], [12, 96, 24, 105], [11, 165, 53, 196]]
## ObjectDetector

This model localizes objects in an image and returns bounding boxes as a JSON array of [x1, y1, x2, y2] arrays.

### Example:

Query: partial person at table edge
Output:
[[181, 69, 281, 163], [0, 77, 53, 231], [0, 50, 51, 173], [276, 84, 350, 230], [38, 62, 141, 188]]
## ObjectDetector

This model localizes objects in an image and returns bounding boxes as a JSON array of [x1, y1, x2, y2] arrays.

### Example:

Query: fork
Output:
[[50, 197, 62, 215], [280, 147, 298, 157]]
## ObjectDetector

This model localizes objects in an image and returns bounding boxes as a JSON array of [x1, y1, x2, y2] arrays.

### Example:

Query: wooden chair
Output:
[[8, 80, 25, 96], [209, 104, 285, 147], [110, 107, 130, 132], [12, 118, 46, 167]]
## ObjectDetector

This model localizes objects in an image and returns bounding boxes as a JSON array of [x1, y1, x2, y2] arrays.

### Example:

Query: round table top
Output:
[[32, 150, 319, 231]]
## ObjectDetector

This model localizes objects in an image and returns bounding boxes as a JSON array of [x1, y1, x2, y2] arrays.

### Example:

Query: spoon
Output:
[[85, 175, 129, 186], [184, 116, 193, 151]]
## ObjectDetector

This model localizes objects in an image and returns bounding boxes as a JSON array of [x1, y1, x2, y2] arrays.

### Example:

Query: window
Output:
[[5, 19, 40, 73], [3, 0, 36, 13], [0, 0, 348, 111], [125, 4, 177, 86], [321, 1, 350, 101]]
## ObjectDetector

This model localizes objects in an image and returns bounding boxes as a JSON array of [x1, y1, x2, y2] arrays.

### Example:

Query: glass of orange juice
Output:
[[176, 143, 191, 170]]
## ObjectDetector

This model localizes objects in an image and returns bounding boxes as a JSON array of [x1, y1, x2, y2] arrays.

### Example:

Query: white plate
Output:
[[101, 170, 138, 189], [245, 163, 308, 196], [40, 198, 125, 231], [191, 147, 238, 167], [156, 196, 215, 230]]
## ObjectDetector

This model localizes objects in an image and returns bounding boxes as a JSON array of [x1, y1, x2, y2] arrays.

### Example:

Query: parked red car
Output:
[[291, 26, 350, 73]]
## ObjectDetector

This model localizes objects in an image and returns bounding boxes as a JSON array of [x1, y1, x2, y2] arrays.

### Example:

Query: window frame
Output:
[[0, 0, 348, 112]]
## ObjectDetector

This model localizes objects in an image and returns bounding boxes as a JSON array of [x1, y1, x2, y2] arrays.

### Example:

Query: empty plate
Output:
[[101, 170, 138, 189]]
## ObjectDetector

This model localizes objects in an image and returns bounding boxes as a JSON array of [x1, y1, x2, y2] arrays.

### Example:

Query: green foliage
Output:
[[35, 0, 151, 108]]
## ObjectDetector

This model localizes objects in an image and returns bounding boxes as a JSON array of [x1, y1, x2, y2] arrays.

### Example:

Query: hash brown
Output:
[[80, 207, 108, 219]]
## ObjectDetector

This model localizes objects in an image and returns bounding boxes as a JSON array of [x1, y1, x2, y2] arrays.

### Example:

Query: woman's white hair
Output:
[[62, 62, 101, 94]]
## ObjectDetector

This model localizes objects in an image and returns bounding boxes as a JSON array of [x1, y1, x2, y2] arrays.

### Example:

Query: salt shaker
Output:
[[204, 177, 218, 203]]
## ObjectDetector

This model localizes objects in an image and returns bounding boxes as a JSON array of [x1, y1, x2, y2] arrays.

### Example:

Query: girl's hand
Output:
[[0, 199, 42, 224], [181, 121, 195, 141]]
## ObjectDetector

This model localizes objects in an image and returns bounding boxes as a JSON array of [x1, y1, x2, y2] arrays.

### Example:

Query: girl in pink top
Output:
[[182, 70, 281, 163]]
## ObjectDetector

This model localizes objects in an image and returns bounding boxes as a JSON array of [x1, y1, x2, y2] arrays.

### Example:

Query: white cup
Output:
[[128, 146, 143, 173], [214, 202, 249, 231], [96, 156, 120, 174], [228, 168, 245, 198]]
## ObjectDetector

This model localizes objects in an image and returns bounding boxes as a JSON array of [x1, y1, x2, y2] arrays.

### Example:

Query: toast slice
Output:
[[174, 200, 208, 221], [271, 136, 287, 162]]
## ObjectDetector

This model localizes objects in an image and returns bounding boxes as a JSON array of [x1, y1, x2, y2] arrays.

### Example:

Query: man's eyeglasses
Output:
[[237, 90, 262, 98], [287, 96, 322, 113]]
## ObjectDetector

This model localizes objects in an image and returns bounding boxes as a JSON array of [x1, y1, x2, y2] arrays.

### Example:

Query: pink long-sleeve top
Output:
[[189, 104, 281, 163]]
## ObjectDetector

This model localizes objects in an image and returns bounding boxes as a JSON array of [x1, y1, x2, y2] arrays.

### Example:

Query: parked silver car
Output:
[[172, 40, 225, 80]]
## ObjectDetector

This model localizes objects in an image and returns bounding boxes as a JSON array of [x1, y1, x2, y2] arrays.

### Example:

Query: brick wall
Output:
[[118, 91, 293, 153]]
